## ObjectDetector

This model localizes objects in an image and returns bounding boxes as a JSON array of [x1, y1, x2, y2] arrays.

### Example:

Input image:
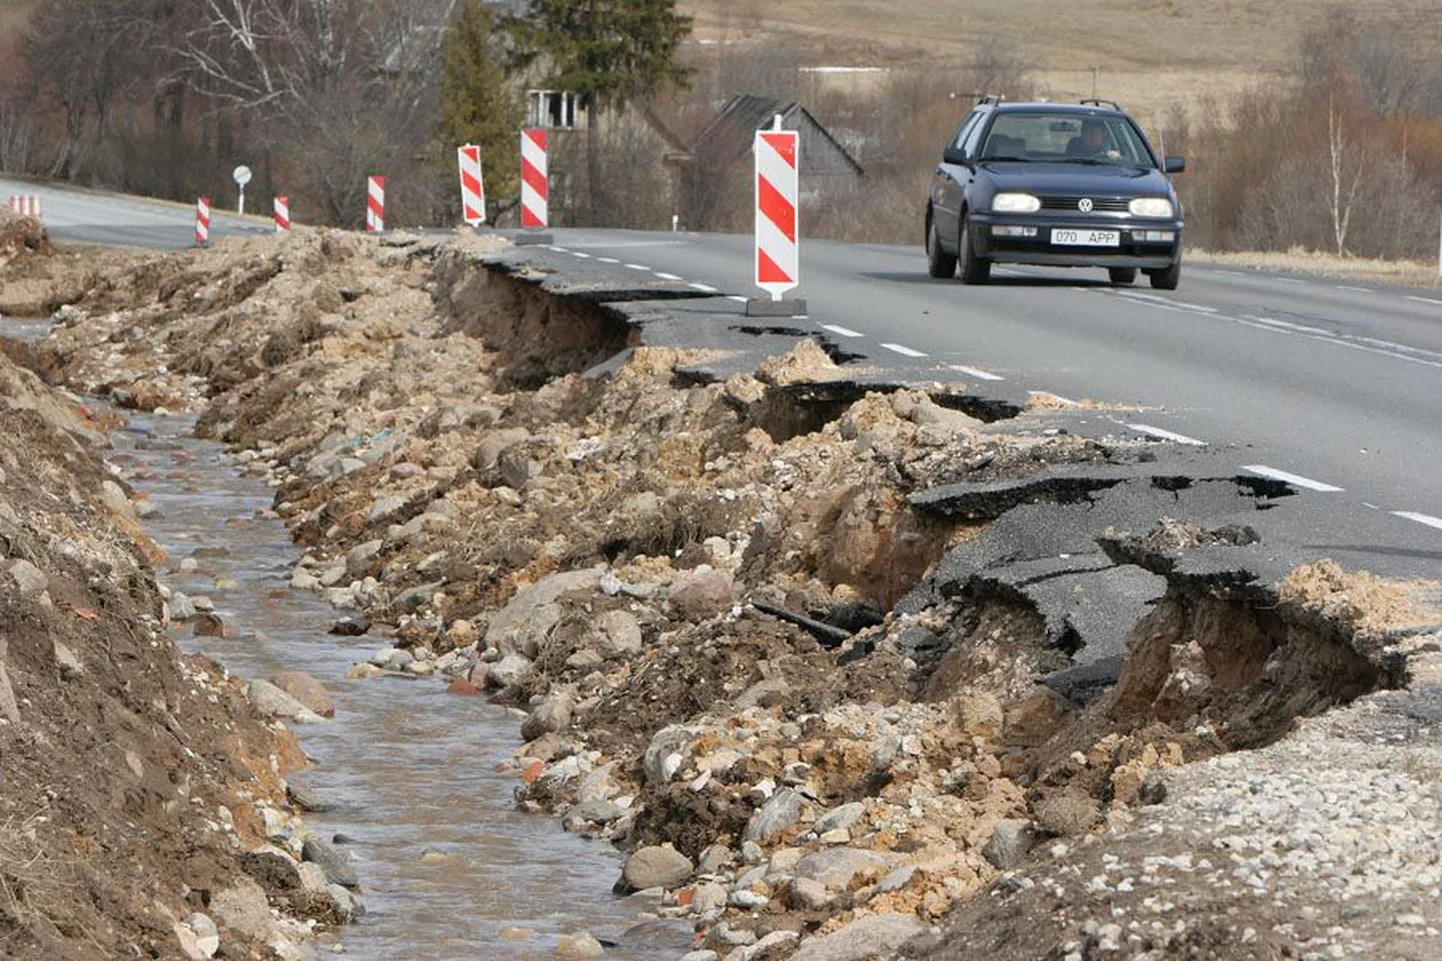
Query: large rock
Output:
[[269, 670, 335, 718], [209, 877, 276, 944], [744, 788, 806, 844], [794, 847, 888, 890], [484, 568, 603, 656], [666, 566, 735, 619], [302, 837, 359, 888], [620, 845, 693, 893], [589, 609, 643, 657], [643, 725, 699, 786], [520, 692, 574, 741], [790, 913, 928, 961], [346, 539, 384, 575], [983, 819, 1037, 869], [9, 559, 48, 597], [247, 679, 324, 723], [813, 802, 866, 835], [487, 652, 534, 689]]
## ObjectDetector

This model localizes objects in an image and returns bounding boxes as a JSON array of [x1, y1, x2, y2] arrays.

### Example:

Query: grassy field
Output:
[[682, 0, 1442, 116]]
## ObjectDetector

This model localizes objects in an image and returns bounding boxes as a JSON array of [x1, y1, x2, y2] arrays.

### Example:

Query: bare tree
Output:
[[1325, 96, 1365, 256]]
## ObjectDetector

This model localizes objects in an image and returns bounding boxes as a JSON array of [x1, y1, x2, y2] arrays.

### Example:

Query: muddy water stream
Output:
[[106, 408, 690, 961]]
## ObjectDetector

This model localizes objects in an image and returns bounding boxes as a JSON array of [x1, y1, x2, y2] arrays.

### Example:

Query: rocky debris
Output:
[[20, 227, 1442, 961], [248, 679, 326, 723], [302, 837, 360, 888]]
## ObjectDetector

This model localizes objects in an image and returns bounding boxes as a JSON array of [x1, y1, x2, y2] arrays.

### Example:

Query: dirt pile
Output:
[[18, 231, 1442, 961], [0, 349, 358, 960]]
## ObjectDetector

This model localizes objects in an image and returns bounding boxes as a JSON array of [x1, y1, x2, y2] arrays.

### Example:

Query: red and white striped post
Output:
[[7, 195, 41, 217], [274, 196, 290, 233], [458, 144, 486, 227], [366, 176, 385, 233], [748, 115, 804, 317], [194, 197, 211, 247], [518, 129, 550, 241]]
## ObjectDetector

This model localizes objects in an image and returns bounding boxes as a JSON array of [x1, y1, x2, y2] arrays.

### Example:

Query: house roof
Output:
[[689, 94, 865, 176]]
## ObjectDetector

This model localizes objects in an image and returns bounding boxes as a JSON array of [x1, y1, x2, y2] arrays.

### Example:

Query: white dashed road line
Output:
[[1242, 465, 1344, 493], [1113, 290, 1219, 313], [820, 324, 864, 338], [571, 251, 591, 259], [1405, 295, 1442, 307], [654, 272, 682, 281], [548, 246, 569, 253], [1272, 277, 1306, 285], [596, 257, 620, 264], [624, 263, 650, 271], [1394, 511, 1442, 532], [1335, 285, 1372, 293], [948, 363, 1004, 382], [727, 295, 749, 303], [688, 282, 718, 293], [881, 343, 927, 358], [1127, 423, 1207, 446]]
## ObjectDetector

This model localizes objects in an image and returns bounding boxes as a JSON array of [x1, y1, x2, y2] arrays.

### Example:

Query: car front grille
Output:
[[1039, 196, 1131, 213]]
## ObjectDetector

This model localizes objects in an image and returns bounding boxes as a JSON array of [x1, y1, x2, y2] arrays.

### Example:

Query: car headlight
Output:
[[992, 193, 1041, 213], [1129, 197, 1174, 218]]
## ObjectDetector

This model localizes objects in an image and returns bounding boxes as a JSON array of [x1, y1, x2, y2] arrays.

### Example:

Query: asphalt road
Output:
[[4, 176, 1439, 558], [538, 227, 1442, 549], [2, 176, 274, 248]]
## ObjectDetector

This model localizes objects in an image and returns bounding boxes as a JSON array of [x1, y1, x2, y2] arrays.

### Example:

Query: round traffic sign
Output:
[[233, 165, 253, 186]]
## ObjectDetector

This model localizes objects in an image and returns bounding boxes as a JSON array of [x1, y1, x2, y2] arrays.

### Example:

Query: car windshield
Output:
[[977, 113, 1155, 167]]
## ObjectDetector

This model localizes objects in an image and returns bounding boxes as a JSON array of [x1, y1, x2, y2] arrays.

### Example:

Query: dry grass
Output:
[[1189, 247, 1442, 288], [683, 0, 1442, 116], [0, 1, 36, 32]]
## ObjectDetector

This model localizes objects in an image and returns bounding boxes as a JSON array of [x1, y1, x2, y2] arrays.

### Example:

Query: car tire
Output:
[[958, 213, 991, 285], [1148, 261, 1181, 291], [926, 212, 957, 279], [1108, 267, 1137, 285]]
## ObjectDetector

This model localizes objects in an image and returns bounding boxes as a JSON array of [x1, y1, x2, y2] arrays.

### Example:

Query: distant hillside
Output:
[[680, 0, 1442, 117]]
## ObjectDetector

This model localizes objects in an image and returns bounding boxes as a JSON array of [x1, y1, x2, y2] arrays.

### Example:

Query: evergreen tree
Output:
[[505, 0, 694, 223], [438, 0, 524, 222]]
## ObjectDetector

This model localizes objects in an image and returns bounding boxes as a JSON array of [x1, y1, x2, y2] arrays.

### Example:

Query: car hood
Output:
[[980, 162, 1173, 196]]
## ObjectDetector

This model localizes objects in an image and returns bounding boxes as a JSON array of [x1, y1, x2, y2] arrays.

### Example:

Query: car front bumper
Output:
[[969, 213, 1184, 269]]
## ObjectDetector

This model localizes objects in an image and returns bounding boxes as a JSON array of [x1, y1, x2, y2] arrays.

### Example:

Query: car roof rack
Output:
[[976, 93, 1005, 106], [1079, 97, 1123, 111]]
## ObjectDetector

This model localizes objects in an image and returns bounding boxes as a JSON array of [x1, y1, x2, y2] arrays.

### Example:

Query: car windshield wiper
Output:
[[981, 156, 1028, 163], [1055, 157, 1113, 165]]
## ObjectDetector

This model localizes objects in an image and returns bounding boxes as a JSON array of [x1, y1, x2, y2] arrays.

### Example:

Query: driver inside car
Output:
[[1066, 119, 1114, 158]]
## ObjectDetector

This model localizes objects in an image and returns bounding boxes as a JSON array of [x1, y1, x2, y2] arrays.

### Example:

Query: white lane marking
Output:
[[727, 295, 749, 303], [1127, 423, 1207, 446], [1273, 277, 1306, 285], [1242, 465, 1344, 492], [596, 257, 620, 264], [1405, 295, 1442, 307], [1394, 511, 1442, 532], [624, 263, 651, 271], [1213, 269, 1247, 277], [571, 251, 592, 259], [654, 272, 682, 281], [948, 363, 1005, 381], [1114, 290, 1219, 313], [881, 343, 928, 358], [1335, 284, 1372, 293], [820, 324, 864, 338], [1238, 314, 1442, 371], [1029, 390, 1080, 407], [548, 245, 569, 253], [689, 282, 718, 293]]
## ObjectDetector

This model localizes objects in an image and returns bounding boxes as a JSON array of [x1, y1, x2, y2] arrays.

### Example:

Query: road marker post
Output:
[[274, 196, 290, 233], [516, 128, 552, 246], [194, 197, 211, 247], [7, 195, 41, 218], [366, 176, 385, 233], [747, 115, 806, 318], [458, 144, 486, 227]]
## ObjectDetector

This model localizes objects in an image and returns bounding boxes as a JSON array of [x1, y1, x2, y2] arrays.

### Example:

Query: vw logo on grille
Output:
[[1078, 198, 1094, 213]]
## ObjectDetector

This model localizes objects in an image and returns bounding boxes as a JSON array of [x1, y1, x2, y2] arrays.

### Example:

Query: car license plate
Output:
[[1052, 229, 1120, 247]]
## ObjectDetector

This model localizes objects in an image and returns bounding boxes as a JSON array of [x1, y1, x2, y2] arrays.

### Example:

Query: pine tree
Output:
[[505, 0, 694, 223], [438, 0, 524, 222]]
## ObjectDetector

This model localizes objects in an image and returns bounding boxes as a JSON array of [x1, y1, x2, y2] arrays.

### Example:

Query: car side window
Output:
[[961, 114, 990, 158], [951, 112, 981, 151]]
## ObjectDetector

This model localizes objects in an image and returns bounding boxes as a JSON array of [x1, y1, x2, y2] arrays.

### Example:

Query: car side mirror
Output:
[[1163, 156, 1186, 174], [943, 146, 971, 166]]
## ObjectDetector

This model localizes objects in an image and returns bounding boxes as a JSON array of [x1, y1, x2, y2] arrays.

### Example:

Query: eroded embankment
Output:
[[0, 218, 357, 961], [6, 220, 1441, 961]]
